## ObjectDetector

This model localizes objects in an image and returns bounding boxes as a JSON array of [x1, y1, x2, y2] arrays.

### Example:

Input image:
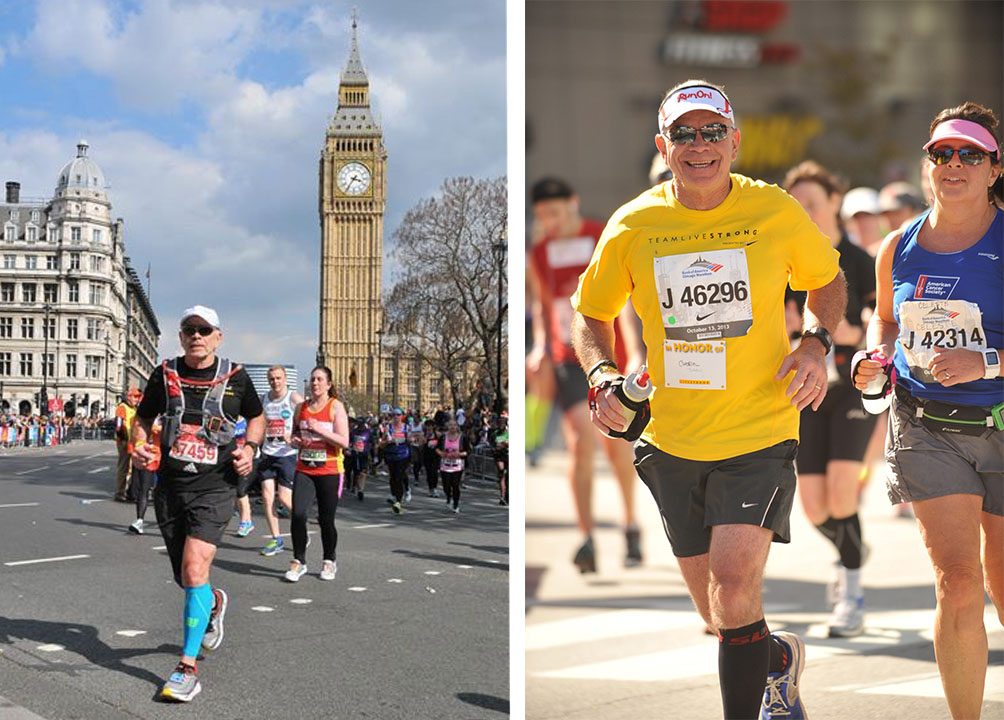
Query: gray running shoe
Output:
[[573, 537, 596, 574], [828, 596, 865, 637], [201, 588, 228, 651], [160, 662, 201, 702], [625, 527, 643, 567]]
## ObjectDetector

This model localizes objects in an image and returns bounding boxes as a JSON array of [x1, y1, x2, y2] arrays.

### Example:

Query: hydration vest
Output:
[[162, 357, 242, 448]]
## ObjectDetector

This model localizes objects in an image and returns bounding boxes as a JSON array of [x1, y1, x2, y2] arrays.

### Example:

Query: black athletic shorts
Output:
[[154, 482, 235, 586], [553, 361, 588, 412], [634, 439, 798, 558], [797, 381, 878, 475], [257, 453, 297, 490]]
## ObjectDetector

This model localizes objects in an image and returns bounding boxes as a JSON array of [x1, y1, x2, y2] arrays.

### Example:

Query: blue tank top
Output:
[[891, 208, 1003, 406]]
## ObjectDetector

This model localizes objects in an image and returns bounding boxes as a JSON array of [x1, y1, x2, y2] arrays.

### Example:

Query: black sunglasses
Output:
[[181, 325, 215, 337], [927, 146, 989, 166], [666, 122, 732, 145]]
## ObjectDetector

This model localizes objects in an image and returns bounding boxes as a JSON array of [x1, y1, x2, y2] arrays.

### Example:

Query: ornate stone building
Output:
[[0, 141, 160, 416], [317, 13, 387, 402]]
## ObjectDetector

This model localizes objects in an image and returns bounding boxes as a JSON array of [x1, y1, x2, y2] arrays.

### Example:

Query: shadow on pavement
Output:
[[448, 542, 508, 555], [456, 692, 509, 715], [392, 548, 508, 571], [0, 615, 169, 689], [211, 556, 287, 581]]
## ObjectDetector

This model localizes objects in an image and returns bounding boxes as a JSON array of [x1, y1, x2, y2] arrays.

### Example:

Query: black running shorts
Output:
[[154, 482, 235, 586], [553, 361, 588, 412], [257, 453, 297, 490], [633, 439, 798, 558], [797, 381, 878, 475]]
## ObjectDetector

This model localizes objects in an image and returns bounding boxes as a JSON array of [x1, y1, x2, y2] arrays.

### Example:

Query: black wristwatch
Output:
[[245, 440, 260, 452], [801, 327, 833, 353]]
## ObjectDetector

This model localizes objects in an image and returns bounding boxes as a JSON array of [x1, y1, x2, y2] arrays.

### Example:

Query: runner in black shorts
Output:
[[131, 305, 264, 703], [783, 161, 877, 638]]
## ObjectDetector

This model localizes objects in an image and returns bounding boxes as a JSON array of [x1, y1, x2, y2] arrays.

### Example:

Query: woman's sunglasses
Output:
[[181, 325, 215, 337], [665, 122, 732, 146], [927, 146, 989, 166]]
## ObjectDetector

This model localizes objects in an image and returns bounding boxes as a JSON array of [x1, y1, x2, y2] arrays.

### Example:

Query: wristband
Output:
[[586, 359, 619, 387], [245, 441, 260, 452]]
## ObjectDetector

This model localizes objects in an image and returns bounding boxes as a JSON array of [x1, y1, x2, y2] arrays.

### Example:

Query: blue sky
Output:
[[0, 0, 507, 383]]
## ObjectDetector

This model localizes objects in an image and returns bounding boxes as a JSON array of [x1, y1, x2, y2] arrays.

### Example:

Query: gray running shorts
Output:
[[885, 393, 1004, 516], [633, 439, 798, 558]]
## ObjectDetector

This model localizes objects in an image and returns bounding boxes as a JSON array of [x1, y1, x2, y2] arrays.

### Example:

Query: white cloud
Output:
[[8, 0, 506, 380]]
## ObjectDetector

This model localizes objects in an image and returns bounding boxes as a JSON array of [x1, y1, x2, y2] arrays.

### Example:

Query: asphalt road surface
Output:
[[0, 441, 509, 719]]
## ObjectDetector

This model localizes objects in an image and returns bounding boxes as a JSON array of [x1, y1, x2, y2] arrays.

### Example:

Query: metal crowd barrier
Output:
[[467, 445, 499, 481]]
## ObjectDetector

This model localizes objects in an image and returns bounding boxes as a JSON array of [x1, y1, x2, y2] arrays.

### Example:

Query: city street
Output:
[[527, 449, 1004, 720], [0, 441, 509, 719]]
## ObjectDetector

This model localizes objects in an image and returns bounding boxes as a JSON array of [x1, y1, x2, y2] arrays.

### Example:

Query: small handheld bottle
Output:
[[856, 350, 895, 414], [608, 365, 655, 441]]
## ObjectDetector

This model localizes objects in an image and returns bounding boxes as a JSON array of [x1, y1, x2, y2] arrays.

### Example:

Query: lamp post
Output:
[[374, 325, 384, 416], [41, 302, 51, 413], [103, 323, 111, 417], [492, 232, 507, 414]]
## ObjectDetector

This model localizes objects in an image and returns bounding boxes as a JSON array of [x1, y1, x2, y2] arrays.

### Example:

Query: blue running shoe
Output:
[[236, 520, 254, 537], [760, 631, 808, 719]]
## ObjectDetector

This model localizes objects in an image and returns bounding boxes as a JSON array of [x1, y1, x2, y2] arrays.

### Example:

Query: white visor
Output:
[[659, 86, 735, 132]]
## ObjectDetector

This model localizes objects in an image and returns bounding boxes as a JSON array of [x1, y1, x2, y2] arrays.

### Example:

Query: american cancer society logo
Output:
[[914, 275, 959, 300], [682, 256, 724, 278]]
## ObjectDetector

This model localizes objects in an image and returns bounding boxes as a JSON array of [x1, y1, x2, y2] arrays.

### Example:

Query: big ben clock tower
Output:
[[318, 11, 387, 400]]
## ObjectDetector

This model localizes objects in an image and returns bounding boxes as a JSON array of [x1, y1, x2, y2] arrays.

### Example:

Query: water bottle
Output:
[[607, 365, 655, 441], [856, 351, 894, 414]]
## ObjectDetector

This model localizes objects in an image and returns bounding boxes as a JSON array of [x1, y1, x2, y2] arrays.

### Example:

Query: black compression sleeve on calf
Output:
[[833, 513, 864, 569], [718, 619, 770, 720], [815, 516, 839, 545]]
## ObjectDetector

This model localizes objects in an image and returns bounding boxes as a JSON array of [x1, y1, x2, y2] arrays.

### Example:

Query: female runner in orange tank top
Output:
[[285, 366, 349, 582]]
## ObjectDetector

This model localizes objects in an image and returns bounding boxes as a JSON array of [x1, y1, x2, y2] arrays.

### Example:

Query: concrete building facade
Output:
[[0, 141, 160, 416]]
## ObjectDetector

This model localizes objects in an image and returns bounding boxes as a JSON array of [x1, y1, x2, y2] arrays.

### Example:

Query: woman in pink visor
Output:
[[854, 102, 1003, 719]]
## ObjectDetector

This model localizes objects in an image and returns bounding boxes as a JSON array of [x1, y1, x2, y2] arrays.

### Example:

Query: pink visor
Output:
[[923, 118, 999, 153]]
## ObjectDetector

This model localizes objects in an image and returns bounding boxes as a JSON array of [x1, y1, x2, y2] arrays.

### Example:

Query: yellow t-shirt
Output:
[[572, 174, 840, 461]]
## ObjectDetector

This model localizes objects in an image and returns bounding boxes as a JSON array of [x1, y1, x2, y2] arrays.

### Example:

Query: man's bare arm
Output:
[[803, 270, 847, 339], [571, 312, 627, 432]]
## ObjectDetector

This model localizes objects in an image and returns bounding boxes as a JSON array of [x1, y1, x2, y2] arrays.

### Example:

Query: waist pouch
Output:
[[899, 387, 1004, 436]]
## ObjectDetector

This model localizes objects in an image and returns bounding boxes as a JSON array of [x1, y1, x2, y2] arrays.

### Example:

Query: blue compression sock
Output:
[[181, 583, 214, 659]]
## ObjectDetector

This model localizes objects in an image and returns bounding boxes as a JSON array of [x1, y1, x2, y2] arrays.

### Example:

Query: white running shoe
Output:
[[284, 561, 307, 582], [320, 560, 337, 581], [828, 596, 865, 637], [128, 518, 144, 535], [404, 489, 412, 503]]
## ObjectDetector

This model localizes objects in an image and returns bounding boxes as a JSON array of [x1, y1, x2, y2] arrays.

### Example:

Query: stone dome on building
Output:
[[55, 140, 108, 198]]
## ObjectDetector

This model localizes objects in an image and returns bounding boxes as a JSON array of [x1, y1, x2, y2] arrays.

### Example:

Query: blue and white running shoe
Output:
[[760, 631, 808, 719]]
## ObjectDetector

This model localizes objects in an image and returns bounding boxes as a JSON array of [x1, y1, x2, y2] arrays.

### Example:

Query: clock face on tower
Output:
[[336, 161, 372, 195]]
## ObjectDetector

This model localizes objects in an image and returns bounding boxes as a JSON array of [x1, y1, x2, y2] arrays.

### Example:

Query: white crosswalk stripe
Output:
[[528, 605, 1002, 695]]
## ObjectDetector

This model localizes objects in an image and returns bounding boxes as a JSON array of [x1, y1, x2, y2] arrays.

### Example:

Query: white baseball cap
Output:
[[180, 305, 220, 329], [840, 187, 882, 220], [658, 85, 735, 132]]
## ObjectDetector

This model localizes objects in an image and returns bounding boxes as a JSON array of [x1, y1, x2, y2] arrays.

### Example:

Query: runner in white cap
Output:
[[573, 79, 847, 719]]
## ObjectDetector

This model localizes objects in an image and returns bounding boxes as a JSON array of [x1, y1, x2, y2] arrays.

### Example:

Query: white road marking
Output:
[[290, 598, 312, 605], [115, 630, 147, 637], [426, 587, 437, 593], [456, 565, 473, 569], [423, 517, 458, 523], [527, 609, 705, 652], [488, 559, 503, 564], [855, 664, 1004, 698], [348, 587, 367, 592], [5, 554, 90, 567], [151, 545, 166, 550], [87, 466, 109, 474], [0, 503, 39, 509], [0, 694, 48, 720], [252, 606, 275, 613], [36, 644, 64, 652], [80, 499, 106, 505], [58, 459, 79, 465], [353, 523, 392, 529], [424, 570, 442, 576], [14, 466, 48, 475]]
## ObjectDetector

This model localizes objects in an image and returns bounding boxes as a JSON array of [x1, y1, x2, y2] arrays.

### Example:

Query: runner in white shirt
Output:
[[256, 366, 303, 556]]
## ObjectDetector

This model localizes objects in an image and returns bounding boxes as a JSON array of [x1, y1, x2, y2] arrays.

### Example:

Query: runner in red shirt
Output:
[[527, 177, 645, 572]]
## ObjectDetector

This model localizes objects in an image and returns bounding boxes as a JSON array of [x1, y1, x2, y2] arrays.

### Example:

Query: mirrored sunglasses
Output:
[[666, 123, 732, 145], [927, 146, 989, 166]]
